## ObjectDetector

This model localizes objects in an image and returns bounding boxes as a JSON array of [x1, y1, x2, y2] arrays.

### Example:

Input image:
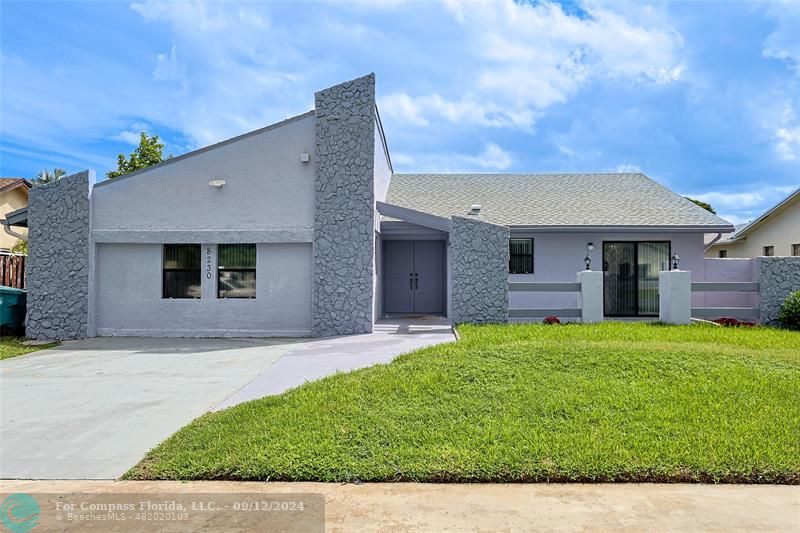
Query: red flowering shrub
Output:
[[714, 317, 740, 327], [543, 316, 561, 325]]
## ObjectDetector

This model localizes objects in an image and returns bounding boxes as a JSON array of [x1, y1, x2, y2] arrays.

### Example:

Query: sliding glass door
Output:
[[603, 242, 671, 317]]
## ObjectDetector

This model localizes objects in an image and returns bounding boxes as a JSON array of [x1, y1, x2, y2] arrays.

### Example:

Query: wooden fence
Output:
[[0, 253, 26, 289]]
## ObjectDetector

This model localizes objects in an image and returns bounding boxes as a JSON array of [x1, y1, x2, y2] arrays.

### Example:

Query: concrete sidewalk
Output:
[[1, 480, 797, 532]]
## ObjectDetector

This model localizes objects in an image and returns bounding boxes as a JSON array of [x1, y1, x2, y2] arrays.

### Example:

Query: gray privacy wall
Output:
[[758, 256, 800, 325], [26, 171, 91, 340], [450, 215, 510, 324], [313, 74, 376, 336]]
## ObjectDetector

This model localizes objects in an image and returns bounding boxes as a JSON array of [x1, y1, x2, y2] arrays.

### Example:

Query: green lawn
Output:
[[0, 337, 57, 360], [126, 323, 800, 484]]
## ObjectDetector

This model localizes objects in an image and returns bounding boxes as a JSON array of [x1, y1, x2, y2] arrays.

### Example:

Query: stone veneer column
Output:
[[312, 74, 376, 336], [757, 256, 800, 325], [26, 171, 91, 340], [450, 215, 509, 324]]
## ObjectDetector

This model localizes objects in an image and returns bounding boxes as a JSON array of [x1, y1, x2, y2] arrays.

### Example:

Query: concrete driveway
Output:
[[0, 319, 454, 480]]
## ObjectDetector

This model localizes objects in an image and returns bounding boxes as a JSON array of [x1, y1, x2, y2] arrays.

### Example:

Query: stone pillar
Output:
[[26, 171, 92, 340], [659, 270, 691, 325], [450, 215, 509, 324], [312, 74, 376, 337], [757, 256, 800, 325], [577, 270, 603, 323]]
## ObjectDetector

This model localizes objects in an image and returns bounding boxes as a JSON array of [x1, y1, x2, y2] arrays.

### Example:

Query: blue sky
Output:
[[1, 0, 798, 224]]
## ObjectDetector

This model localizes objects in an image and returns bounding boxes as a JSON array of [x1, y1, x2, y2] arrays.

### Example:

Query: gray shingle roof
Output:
[[386, 173, 733, 229]]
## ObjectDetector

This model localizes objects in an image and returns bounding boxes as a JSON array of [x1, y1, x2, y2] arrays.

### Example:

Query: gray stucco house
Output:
[[12, 74, 733, 340]]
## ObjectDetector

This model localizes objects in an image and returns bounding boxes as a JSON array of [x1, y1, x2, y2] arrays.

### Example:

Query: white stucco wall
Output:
[[508, 231, 707, 311], [95, 242, 312, 336], [91, 113, 316, 236], [88, 113, 316, 337]]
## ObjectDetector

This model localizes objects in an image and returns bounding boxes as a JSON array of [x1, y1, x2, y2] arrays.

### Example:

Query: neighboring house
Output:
[[0, 178, 30, 251], [12, 74, 733, 340], [705, 188, 800, 259]]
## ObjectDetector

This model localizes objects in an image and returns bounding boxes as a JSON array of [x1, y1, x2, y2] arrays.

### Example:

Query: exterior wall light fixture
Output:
[[584, 242, 594, 270], [209, 179, 226, 189], [671, 251, 680, 270]]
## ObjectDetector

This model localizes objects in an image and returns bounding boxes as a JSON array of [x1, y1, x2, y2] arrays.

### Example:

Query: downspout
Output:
[[703, 232, 723, 253], [1, 219, 26, 241]]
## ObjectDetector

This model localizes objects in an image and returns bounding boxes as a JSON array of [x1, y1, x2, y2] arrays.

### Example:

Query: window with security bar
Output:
[[509, 238, 534, 274]]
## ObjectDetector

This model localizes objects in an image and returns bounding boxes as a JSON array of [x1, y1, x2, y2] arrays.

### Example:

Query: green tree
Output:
[[11, 239, 27, 255], [107, 132, 171, 178], [32, 167, 66, 186], [685, 197, 716, 214]]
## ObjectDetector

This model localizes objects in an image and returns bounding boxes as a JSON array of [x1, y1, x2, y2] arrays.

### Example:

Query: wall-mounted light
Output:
[[300, 152, 310, 163], [468, 204, 481, 216], [209, 179, 226, 189], [584, 242, 594, 270], [671, 251, 680, 270]]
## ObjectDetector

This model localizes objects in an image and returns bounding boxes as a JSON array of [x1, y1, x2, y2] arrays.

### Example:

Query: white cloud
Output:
[[769, 102, 800, 161], [392, 142, 512, 172], [153, 45, 184, 82], [686, 186, 798, 215], [776, 125, 800, 161], [615, 163, 642, 173], [689, 191, 766, 210], [466, 142, 512, 170], [763, 1, 800, 75], [114, 130, 142, 145], [385, 0, 684, 129], [113, 122, 150, 145], [379, 92, 536, 130], [716, 213, 753, 226], [128, 0, 312, 146]]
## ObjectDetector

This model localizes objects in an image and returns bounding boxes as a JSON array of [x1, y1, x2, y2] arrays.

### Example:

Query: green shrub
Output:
[[778, 290, 800, 330]]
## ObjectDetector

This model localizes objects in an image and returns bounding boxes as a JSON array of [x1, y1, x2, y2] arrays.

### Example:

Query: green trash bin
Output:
[[0, 286, 27, 335]]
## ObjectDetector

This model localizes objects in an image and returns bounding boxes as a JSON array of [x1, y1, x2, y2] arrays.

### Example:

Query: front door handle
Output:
[[414, 273, 419, 290], [409, 274, 414, 290]]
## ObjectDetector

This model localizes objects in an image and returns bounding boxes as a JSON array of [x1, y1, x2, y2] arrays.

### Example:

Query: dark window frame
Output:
[[763, 245, 775, 257], [718, 250, 728, 258], [509, 238, 534, 274], [793, 243, 800, 257], [162, 244, 201, 299], [217, 243, 257, 299]]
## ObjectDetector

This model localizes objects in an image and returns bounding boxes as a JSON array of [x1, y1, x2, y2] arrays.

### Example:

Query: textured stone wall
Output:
[[312, 74, 376, 336], [26, 171, 91, 340], [758, 256, 800, 325], [450, 215, 509, 324]]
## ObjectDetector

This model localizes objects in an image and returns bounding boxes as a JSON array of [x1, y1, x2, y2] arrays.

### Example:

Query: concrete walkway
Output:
[[1, 319, 454, 480], [1, 480, 797, 532], [213, 318, 455, 410]]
